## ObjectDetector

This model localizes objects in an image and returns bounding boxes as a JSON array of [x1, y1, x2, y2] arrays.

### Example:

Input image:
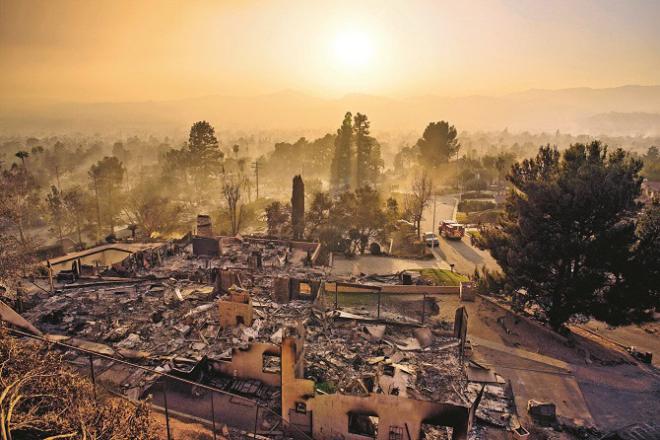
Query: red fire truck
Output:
[[439, 220, 465, 240]]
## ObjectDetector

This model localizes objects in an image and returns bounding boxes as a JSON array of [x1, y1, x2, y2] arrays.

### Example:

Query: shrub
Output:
[[466, 209, 504, 224], [464, 177, 488, 191], [474, 265, 505, 295], [461, 191, 494, 200], [0, 328, 158, 439], [458, 199, 496, 212]]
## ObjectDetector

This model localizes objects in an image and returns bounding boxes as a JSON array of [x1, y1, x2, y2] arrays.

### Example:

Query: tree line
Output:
[[2, 117, 658, 333]]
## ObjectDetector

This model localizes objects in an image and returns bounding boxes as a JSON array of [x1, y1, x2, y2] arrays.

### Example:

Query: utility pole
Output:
[[432, 196, 437, 247], [252, 160, 260, 200], [92, 173, 101, 242], [456, 150, 462, 202], [54, 165, 61, 191]]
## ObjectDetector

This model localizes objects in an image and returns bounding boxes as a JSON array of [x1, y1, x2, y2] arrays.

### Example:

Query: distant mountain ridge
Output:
[[2, 85, 660, 136]]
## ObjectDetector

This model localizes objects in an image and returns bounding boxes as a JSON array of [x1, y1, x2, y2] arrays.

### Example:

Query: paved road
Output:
[[421, 195, 457, 235], [422, 195, 500, 276], [330, 194, 499, 277]]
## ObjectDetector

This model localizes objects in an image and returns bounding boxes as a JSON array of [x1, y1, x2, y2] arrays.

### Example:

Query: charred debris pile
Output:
[[10, 231, 508, 440]]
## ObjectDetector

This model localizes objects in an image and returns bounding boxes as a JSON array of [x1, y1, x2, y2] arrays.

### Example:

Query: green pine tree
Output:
[[481, 142, 646, 329], [330, 112, 353, 193]]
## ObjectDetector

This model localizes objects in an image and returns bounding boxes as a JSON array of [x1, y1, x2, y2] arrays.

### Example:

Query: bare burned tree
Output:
[[405, 173, 433, 237], [123, 177, 184, 238], [223, 176, 245, 235]]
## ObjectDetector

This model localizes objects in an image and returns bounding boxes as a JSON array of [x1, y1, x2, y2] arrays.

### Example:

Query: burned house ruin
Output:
[[3, 225, 496, 440]]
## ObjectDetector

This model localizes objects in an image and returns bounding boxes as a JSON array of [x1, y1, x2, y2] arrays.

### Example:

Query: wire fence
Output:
[[8, 328, 313, 440], [324, 281, 445, 325]]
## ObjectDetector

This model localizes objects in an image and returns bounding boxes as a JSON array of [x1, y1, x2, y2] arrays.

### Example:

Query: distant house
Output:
[[641, 179, 660, 202]]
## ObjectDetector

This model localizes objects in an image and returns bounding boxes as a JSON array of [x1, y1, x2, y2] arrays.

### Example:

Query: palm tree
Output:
[[15, 150, 29, 169]]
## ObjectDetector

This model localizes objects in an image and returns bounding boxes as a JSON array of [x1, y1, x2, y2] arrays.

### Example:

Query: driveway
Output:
[[331, 254, 449, 276], [437, 295, 659, 431], [422, 195, 501, 275]]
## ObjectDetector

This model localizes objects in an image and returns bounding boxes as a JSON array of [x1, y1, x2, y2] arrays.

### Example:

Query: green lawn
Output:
[[414, 268, 468, 286]]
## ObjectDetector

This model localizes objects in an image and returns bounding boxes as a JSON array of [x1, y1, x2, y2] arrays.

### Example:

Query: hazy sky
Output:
[[1, 0, 659, 103]]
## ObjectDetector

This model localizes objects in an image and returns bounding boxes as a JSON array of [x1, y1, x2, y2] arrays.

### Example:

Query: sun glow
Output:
[[331, 29, 375, 70]]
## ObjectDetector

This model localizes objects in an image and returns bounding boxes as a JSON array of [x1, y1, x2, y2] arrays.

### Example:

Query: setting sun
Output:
[[331, 29, 375, 70]]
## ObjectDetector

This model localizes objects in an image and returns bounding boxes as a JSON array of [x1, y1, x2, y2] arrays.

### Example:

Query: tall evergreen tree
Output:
[[89, 156, 125, 236], [481, 142, 647, 329], [187, 121, 223, 194], [354, 113, 372, 188], [416, 121, 460, 167], [330, 112, 353, 193], [162, 121, 225, 207], [188, 121, 220, 157], [291, 175, 305, 239], [368, 140, 384, 186]]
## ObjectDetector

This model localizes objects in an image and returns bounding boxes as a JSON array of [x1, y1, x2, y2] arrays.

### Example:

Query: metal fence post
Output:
[[254, 405, 260, 438], [163, 379, 172, 440], [377, 292, 381, 320], [211, 391, 217, 440], [88, 354, 97, 402], [334, 282, 338, 308], [421, 294, 426, 324]]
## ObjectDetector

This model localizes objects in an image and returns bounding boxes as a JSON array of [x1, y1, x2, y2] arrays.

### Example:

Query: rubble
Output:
[[301, 318, 468, 404], [14, 236, 494, 440], [23, 237, 326, 395]]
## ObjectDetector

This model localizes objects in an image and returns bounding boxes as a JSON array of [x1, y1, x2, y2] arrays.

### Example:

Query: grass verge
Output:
[[414, 268, 468, 285]]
